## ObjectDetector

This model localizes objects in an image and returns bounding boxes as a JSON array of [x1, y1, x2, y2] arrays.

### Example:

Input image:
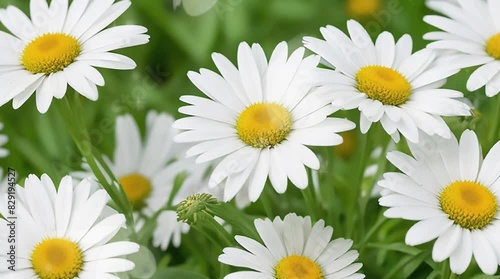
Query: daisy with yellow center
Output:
[[0, 174, 139, 279], [73, 111, 208, 250], [304, 20, 471, 143], [424, 0, 500, 96], [219, 213, 365, 279], [378, 130, 500, 275], [0, 0, 149, 113], [174, 42, 356, 203]]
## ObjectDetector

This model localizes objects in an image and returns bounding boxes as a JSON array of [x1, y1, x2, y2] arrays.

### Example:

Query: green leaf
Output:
[[151, 268, 209, 279]]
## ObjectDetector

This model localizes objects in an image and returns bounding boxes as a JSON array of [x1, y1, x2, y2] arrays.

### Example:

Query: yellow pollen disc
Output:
[[275, 255, 324, 279], [236, 103, 292, 148], [356, 65, 411, 106], [31, 238, 83, 279], [440, 181, 498, 230], [22, 33, 81, 74], [119, 173, 152, 209], [347, 0, 381, 18], [334, 130, 356, 160], [486, 33, 500, 60]]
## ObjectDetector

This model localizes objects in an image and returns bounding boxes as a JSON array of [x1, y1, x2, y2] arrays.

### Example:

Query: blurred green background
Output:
[[0, 0, 496, 278]]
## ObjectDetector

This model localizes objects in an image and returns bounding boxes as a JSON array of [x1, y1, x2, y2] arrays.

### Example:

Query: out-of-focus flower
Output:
[[424, 0, 500, 96]]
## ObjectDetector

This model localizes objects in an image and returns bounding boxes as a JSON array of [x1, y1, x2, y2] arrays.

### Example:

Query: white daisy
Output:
[[424, 0, 500, 96], [303, 20, 472, 143], [378, 130, 500, 275], [0, 123, 8, 157], [174, 41, 356, 203], [173, 0, 218, 16], [0, 174, 139, 279], [219, 213, 365, 279], [75, 111, 203, 250], [0, 0, 149, 113]]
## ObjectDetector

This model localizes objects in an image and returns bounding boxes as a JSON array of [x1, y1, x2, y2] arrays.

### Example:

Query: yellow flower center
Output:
[[236, 103, 292, 148], [22, 33, 81, 75], [347, 0, 381, 18], [334, 130, 356, 160], [356, 65, 411, 106], [440, 181, 498, 230], [486, 33, 500, 60], [119, 173, 152, 210], [275, 255, 324, 279], [31, 238, 83, 279]]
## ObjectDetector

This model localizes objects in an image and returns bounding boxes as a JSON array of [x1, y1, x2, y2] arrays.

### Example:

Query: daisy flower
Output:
[[424, 0, 500, 96], [174, 41, 356, 203], [378, 130, 500, 275], [0, 0, 149, 113], [0, 174, 139, 279], [304, 20, 472, 143], [75, 111, 202, 250], [219, 213, 365, 279], [0, 123, 8, 158]]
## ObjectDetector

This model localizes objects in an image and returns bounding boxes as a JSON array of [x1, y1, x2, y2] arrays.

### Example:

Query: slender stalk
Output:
[[260, 185, 274, 218], [198, 211, 235, 248], [302, 180, 318, 222], [346, 128, 371, 239], [358, 212, 386, 254], [488, 96, 500, 148], [57, 94, 136, 239]]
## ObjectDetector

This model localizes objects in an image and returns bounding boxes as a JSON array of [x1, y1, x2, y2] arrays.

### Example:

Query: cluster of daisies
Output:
[[0, 0, 499, 278]]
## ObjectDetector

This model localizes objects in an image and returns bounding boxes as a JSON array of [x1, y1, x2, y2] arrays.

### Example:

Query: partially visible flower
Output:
[[346, 0, 381, 19], [0, 0, 149, 113], [173, 0, 218, 16], [174, 41, 355, 203], [219, 213, 365, 279], [74, 111, 215, 250], [0, 123, 8, 158], [304, 20, 472, 143], [424, 0, 500, 96], [335, 130, 357, 160], [0, 174, 139, 278], [378, 130, 500, 275]]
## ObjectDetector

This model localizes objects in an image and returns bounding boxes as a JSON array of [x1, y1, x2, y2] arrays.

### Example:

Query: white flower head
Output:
[[0, 123, 8, 158], [424, 0, 500, 96], [219, 213, 365, 279], [378, 130, 500, 275], [75, 111, 213, 250], [174, 41, 356, 203], [0, 0, 149, 113], [0, 174, 139, 278], [304, 20, 472, 143]]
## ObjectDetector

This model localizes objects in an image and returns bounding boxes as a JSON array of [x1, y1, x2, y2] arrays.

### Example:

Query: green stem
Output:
[[488, 96, 500, 148], [260, 186, 274, 218], [302, 180, 318, 222], [358, 212, 386, 254], [196, 211, 235, 248], [346, 128, 371, 239], [57, 94, 136, 239]]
